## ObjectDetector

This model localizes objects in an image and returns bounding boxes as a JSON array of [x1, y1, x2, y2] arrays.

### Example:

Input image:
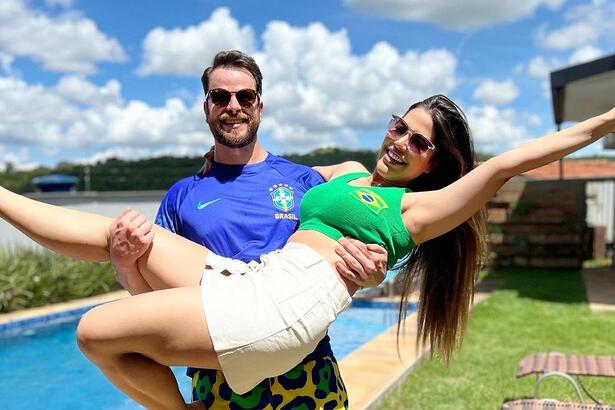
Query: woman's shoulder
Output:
[[329, 161, 369, 180], [313, 161, 369, 182]]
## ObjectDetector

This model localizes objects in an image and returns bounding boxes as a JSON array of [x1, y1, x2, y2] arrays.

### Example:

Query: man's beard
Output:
[[209, 114, 260, 149]]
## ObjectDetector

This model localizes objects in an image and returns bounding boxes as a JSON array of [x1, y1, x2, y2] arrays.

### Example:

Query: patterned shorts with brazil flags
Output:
[[190, 353, 348, 409]]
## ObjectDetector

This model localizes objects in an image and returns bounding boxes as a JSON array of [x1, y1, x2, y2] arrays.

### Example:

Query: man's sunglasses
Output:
[[387, 115, 436, 153], [208, 88, 259, 108]]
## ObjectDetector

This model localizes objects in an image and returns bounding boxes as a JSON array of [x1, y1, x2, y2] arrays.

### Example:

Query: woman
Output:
[[1, 95, 613, 409]]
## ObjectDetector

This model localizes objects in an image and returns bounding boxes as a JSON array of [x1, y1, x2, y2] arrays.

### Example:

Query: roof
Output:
[[522, 159, 615, 179], [31, 174, 79, 185], [551, 53, 615, 125]]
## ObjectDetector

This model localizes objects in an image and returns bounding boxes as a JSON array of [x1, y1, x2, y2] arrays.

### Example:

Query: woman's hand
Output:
[[108, 209, 155, 293], [197, 146, 215, 175], [334, 237, 388, 288]]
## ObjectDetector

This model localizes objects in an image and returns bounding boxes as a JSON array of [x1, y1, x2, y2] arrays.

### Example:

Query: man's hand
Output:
[[108, 209, 155, 292], [334, 237, 388, 288]]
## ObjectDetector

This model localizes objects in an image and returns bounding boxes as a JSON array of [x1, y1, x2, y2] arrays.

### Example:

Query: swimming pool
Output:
[[0, 300, 411, 409]]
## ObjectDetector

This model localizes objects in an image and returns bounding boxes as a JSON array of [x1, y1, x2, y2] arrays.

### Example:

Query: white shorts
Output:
[[200, 242, 352, 394]]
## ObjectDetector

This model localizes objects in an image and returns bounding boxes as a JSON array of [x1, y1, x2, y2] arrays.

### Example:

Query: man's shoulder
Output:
[[158, 173, 218, 213], [163, 174, 202, 198], [266, 153, 307, 169], [265, 154, 323, 184]]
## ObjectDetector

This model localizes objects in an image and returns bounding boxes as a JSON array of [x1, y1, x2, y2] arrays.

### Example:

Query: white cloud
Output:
[[526, 56, 563, 79], [138, 8, 255, 76], [0, 74, 209, 151], [0, 0, 126, 74], [99, 99, 207, 145], [137, 10, 460, 152], [525, 56, 562, 98], [528, 114, 542, 127], [536, 22, 598, 50], [569, 45, 603, 65], [343, 0, 565, 31], [526, 46, 604, 100], [0, 76, 80, 145], [0, 145, 36, 171], [55, 75, 123, 106], [0, 51, 14, 74], [1, 9, 461, 163], [525, 0, 613, 99], [536, 0, 615, 50], [256, 21, 457, 151], [466, 105, 532, 152], [473, 79, 519, 106]]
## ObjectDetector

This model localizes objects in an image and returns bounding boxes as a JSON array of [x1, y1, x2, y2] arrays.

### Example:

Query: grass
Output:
[[377, 268, 615, 409], [583, 258, 613, 268]]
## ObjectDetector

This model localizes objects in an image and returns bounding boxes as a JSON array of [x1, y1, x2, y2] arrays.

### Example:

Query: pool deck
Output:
[[340, 290, 492, 410]]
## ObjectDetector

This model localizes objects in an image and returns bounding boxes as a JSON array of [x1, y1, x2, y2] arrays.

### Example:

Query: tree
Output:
[[4, 161, 14, 174]]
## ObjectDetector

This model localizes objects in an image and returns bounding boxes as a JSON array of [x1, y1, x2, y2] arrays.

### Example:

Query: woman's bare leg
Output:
[[119, 265, 154, 295], [77, 286, 219, 410], [0, 186, 112, 260], [0, 186, 209, 288], [136, 226, 210, 289]]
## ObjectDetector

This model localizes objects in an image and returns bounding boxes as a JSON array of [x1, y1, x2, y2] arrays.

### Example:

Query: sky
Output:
[[0, 0, 614, 170]]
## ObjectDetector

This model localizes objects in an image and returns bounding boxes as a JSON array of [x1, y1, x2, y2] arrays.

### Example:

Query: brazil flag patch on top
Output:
[[348, 189, 389, 215]]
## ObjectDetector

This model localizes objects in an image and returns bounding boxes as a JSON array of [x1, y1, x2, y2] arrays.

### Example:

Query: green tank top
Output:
[[298, 172, 414, 267]]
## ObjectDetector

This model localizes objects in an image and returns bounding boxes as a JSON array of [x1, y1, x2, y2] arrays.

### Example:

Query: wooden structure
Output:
[[488, 177, 588, 269]]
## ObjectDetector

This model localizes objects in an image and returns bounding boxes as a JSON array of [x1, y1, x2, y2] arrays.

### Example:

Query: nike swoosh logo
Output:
[[196, 198, 221, 210]]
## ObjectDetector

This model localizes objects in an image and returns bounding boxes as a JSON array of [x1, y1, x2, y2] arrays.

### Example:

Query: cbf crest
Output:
[[269, 184, 295, 212]]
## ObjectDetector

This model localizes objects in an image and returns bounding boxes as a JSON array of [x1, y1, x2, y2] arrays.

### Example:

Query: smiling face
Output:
[[374, 107, 436, 186], [204, 67, 263, 148]]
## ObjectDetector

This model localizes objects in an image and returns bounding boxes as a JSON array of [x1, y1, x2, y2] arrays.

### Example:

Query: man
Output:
[[109, 50, 387, 409]]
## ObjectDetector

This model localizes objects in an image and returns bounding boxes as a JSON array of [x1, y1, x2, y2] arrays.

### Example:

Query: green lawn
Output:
[[377, 268, 615, 409]]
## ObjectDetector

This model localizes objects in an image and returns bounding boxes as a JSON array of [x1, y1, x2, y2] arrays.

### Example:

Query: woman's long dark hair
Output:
[[395, 95, 488, 363]]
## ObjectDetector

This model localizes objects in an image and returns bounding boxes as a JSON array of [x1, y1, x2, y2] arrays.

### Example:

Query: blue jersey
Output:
[[155, 153, 324, 262], [155, 153, 335, 384]]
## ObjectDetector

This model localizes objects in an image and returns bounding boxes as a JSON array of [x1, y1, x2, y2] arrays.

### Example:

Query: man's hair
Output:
[[201, 50, 263, 96]]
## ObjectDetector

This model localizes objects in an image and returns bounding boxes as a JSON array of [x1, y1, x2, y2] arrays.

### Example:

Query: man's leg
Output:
[[77, 286, 219, 410]]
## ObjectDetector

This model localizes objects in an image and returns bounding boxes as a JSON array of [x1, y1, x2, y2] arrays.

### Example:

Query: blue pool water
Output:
[[0, 300, 410, 409]]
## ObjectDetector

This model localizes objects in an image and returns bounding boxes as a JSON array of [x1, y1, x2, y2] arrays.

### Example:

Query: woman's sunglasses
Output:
[[208, 88, 259, 108], [387, 114, 436, 153]]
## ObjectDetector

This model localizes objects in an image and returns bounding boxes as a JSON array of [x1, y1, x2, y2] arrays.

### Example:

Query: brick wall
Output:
[[488, 177, 588, 269]]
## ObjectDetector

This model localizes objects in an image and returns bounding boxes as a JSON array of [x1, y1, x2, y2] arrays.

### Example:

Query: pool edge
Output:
[[0, 290, 130, 334]]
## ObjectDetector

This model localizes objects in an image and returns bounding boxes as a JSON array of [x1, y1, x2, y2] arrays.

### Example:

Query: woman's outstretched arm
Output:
[[0, 187, 210, 287], [405, 107, 615, 244]]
